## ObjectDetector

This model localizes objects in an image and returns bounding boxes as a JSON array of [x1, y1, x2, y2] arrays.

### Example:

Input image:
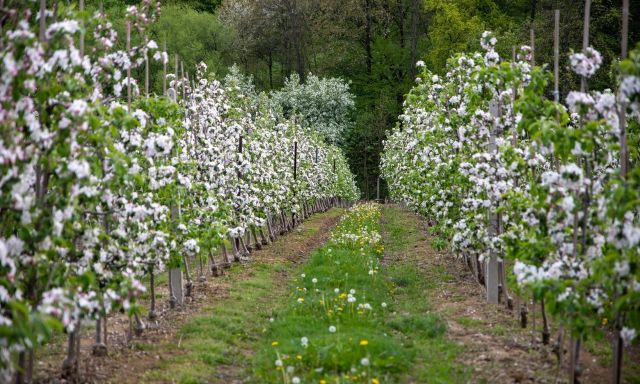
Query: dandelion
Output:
[[292, 377, 301, 384], [350, 289, 356, 294], [329, 325, 336, 333], [334, 288, 340, 293], [301, 336, 309, 348], [296, 354, 302, 360], [371, 379, 380, 384], [360, 357, 370, 366], [301, 273, 306, 278], [312, 278, 318, 284], [274, 359, 283, 367], [297, 297, 304, 303], [381, 302, 387, 308], [271, 341, 279, 346], [360, 339, 369, 346]]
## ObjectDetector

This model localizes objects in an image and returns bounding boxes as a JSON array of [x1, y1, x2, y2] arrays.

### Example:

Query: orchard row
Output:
[[0, 1, 359, 381], [381, 6, 639, 383]]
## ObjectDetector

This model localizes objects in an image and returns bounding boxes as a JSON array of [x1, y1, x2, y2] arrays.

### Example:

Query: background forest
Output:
[[99, 0, 640, 198]]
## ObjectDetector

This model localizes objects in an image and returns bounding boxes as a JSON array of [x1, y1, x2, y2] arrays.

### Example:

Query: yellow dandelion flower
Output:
[[296, 354, 302, 360], [320, 380, 326, 384], [360, 339, 369, 346], [371, 379, 380, 384], [271, 341, 278, 346]]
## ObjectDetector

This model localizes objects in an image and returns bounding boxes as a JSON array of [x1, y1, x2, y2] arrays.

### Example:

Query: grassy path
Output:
[[117, 208, 344, 384], [380, 205, 468, 383], [249, 203, 466, 383], [380, 205, 563, 384]]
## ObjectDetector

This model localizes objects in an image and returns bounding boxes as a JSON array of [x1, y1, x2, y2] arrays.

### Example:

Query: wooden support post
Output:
[[553, 10, 560, 102], [163, 41, 167, 96], [530, 28, 535, 66], [619, 0, 629, 176], [169, 203, 183, 307], [485, 100, 500, 304], [79, 0, 85, 56], [174, 54, 179, 101], [613, 2, 629, 383], [169, 268, 184, 305], [144, 38, 149, 97], [180, 61, 185, 100], [126, 21, 132, 111], [38, 0, 46, 42], [581, 0, 591, 93]]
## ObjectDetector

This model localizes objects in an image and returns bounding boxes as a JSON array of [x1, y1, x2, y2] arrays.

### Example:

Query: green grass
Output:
[[252, 204, 407, 383], [251, 204, 468, 383], [139, 208, 344, 384], [457, 316, 485, 329], [381, 205, 469, 383]]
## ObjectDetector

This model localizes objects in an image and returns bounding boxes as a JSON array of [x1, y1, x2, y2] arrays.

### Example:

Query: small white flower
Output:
[[301, 336, 309, 348], [621, 327, 637, 347], [614, 261, 630, 277]]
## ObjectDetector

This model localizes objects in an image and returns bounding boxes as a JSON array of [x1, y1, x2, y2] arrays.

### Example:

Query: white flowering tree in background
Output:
[[0, 1, 359, 382], [270, 73, 355, 144], [381, 3, 639, 381]]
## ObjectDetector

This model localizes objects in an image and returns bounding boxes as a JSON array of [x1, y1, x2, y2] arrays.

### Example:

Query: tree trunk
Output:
[[364, 0, 373, 75], [268, 50, 274, 90], [410, 0, 419, 78]]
